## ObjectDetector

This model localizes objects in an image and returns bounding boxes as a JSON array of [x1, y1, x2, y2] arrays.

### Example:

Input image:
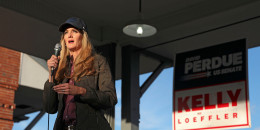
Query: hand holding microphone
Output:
[[47, 43, 61, 77]]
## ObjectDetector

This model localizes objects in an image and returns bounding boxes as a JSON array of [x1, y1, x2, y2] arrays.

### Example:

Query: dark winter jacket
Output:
[[43, 54, 117, 130]]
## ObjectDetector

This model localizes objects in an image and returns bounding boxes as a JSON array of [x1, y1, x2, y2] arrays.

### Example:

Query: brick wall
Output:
[[0, 46, 20, 130]]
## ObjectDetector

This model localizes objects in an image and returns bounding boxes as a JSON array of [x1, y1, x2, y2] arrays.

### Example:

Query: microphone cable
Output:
[[48, 72, 53, 130]]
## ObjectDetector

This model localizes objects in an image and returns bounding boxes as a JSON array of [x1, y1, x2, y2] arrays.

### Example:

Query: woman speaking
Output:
[[43, 17, 117, 130]]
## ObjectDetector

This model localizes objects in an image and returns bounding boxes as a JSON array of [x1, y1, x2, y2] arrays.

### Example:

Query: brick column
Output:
[[0, 46, 20, 130]]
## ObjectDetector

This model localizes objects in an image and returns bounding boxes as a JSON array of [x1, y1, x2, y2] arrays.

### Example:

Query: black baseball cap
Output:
[[59, 17, 88, 33]]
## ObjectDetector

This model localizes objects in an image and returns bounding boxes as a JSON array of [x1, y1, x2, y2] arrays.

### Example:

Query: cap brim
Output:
[[59, 23, 75, 32]]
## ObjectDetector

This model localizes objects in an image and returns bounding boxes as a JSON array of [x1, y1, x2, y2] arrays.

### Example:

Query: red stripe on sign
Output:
[[245, 81, 249, 126], [174, 90, 176, 130], [185, 124, 249, 130], [174, 80, 246, 92]]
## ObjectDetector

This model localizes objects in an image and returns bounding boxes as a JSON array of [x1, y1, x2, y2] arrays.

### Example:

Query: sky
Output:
[[13, 46, 260, 130]]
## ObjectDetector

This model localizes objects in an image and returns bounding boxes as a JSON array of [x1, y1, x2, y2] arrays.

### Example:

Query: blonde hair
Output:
[[55, 31, 96, 82]]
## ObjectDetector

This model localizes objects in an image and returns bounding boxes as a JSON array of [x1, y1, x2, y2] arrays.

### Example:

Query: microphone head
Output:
[[54, 43, 61, 51], [54, 43, 61, 56]]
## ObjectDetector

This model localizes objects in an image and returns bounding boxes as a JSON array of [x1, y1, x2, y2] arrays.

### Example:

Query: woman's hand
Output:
[[47, 55, 59, 73], [53, 83, 86, 95], [47, 55, 60, 82]]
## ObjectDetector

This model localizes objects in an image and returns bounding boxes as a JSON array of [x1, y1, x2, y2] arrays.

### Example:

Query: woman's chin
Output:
[[67, 46, 76, 50]]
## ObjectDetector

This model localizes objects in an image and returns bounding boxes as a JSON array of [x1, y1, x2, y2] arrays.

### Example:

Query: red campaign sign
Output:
[[173, 39, 251, 130]]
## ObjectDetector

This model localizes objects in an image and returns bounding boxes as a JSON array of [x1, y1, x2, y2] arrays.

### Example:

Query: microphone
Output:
[[51, 43, 61, 76]]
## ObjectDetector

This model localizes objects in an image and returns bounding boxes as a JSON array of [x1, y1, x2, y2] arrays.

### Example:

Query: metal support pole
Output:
[[140, 62, 167, 97], [122, 45, 140, 130], [25, 110, 45, 130]]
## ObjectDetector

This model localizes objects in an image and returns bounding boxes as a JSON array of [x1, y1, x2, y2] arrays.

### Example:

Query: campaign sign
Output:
[[173, 39, 250, 130]]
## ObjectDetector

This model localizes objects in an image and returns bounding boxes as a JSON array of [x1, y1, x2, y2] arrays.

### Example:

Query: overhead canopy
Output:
[[1, 0, 260, 79]]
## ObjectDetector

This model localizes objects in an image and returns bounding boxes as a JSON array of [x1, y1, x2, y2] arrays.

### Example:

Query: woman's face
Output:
[[64, 27, 83, 51]]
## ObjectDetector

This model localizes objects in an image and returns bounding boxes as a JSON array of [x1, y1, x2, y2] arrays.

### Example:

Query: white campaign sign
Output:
[[174, 81, 249, 130]]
